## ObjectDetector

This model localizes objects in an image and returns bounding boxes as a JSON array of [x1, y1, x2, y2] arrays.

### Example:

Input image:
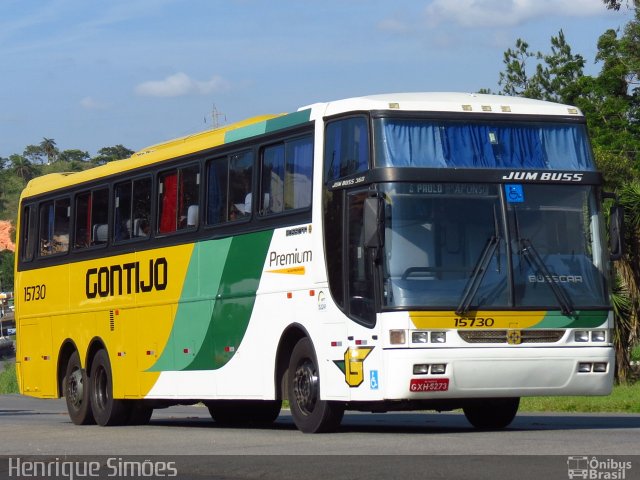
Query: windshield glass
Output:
[[374, 118, 595, 171], [507, 184, 607, 308], [380, 183, 608, 310]]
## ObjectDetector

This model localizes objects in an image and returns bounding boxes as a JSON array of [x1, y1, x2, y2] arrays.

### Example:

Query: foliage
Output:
[[0, 362, 18, 395], [0, 143, 135, 230], [0, 251, 14, 292], [92, 145, 135, 166]]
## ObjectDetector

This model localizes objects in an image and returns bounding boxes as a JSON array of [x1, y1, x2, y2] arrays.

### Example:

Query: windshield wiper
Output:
[[456, 235, 499, 316], [519, 238, 574, 315]]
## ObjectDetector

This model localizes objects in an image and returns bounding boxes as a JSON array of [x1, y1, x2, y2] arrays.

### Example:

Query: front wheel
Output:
[[287, 338, 344, 433], [463, 398, 520, 429], [89, 349, 131, 426], [64, 351, 95, 425]]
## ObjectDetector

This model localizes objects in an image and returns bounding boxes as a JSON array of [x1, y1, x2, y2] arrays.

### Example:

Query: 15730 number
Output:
[[24, 284, 46, 302]]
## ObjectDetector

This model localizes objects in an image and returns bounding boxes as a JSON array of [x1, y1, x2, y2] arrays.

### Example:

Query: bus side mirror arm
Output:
[[363, 196, 384, 249], [603, 192, 624, 261]]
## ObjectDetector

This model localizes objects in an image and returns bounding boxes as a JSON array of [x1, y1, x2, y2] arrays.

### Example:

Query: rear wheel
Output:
[[89, 349, 131, 426], [64, 351, 95, 425], [463, 398, 520, 429], [207, 400, 281, 426], [287, 337, 344, 433]]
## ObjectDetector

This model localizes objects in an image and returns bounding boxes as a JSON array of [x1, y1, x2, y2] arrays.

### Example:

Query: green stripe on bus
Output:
[[185, 230, 273, 370], [224, 109, 311, 144], [148, 238, 232, 372], [535, 310, 609, 328]]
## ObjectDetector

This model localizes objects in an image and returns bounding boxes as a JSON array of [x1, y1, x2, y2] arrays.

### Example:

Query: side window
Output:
[[229, 151, 253, 220], [260, 135, 313, 216], [74, 188, 109, 249], [324, 116, 369, 182], [206, 150, 253, 225], [114, 177, 151, 241], [39, 198, 70, 256], [158, 165, 200, 234], [20, 205, 36, 262]]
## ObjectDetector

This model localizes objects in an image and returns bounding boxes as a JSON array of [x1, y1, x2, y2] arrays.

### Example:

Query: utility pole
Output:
[[212, 104, 226, 129]]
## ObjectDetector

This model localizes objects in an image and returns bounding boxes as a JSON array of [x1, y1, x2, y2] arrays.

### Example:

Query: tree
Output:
[[538, 30, 586, 105], [498, 39, 543, 98], [40, 138, 59, 164], [58, 149, 90, 163], [23, 144, 46, 165], [91, 145, 134, 166], [10, 155, 37, 183], [0, 250, 14, 292]]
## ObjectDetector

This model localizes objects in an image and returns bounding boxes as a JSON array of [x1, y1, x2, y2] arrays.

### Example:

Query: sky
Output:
[[0, 0, 634, 159]]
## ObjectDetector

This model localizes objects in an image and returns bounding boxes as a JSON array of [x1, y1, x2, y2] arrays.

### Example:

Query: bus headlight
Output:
[[431, 332, 446, 343], [574, 331, 590, 342], [412, 331, 429, 344], [591, 331, 606, 342]]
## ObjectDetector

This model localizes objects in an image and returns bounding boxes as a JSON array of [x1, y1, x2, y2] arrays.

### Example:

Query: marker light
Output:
[[578, 363, 592, 373], [574, 331, 590, 342], [390, 330, 406, 345], [412, 331, 429, 344], [593, 363, 608, 373], [591, 331, 606, 342], [431, 332, 447, 344], [413, 364, 430, 375]]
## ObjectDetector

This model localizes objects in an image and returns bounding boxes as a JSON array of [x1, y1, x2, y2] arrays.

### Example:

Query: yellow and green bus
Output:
[[15, 93, 621, 432]]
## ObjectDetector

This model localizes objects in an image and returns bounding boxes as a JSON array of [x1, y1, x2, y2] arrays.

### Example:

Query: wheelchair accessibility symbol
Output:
[[505, 184, 524, 203], [370, 370, 379, 390]]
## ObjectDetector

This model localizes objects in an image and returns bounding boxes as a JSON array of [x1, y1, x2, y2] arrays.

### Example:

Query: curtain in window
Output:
[[377, 120, 594, 170], [159, 173, 177, 233]]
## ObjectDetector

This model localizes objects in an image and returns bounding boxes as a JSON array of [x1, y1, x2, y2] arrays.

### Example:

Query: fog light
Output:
[[593, 363, 607, 373], [413, 364, 430, 375], [412, 331, 429, 344], [578, 362, 592, 373], [591, 331, 606, 342], [431, 364, 447, 375], [431, 332, 446, 343], [574, 331, 590, 342], [390, 330, 406, 345]]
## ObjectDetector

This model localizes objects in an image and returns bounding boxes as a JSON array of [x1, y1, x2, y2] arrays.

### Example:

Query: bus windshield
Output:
[[374, 118, 595, 171], [380, 182, 608, 310]]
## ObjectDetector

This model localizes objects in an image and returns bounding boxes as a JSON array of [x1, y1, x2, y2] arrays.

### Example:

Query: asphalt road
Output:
[[1, 394, 639, 479]]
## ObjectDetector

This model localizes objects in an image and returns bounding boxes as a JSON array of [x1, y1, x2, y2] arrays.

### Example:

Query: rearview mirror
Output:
[[363, 197, 384, 248], [609, 204, 624, 261]]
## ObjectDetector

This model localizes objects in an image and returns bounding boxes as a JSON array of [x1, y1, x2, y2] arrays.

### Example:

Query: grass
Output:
[[0, 362, 18, 394], [517, 384, 640, 414]]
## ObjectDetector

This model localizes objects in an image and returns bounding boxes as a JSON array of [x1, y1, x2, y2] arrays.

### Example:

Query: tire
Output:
[[126, 401, 153, 426], [89, 349, 131, 426], [463, 398, 520, 429], [287, 337, 344, 433], [207, 400, 281, 427], [64, 351, 95, 425]]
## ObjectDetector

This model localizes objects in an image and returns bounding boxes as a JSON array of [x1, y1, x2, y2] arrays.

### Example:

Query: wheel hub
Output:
[[293, 360, 318, 415], [67, 369, 84, 408]]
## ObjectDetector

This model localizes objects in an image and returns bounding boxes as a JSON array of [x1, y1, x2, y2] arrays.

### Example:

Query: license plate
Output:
[[410, 378, 449, 392]]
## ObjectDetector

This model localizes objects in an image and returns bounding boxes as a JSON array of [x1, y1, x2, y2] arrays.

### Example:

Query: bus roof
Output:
[[21, 92, 583, 199], [308, 92, 583, 118]]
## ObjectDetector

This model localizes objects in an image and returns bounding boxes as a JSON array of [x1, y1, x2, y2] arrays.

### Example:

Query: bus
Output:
[[15, 92, 622, 433]]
